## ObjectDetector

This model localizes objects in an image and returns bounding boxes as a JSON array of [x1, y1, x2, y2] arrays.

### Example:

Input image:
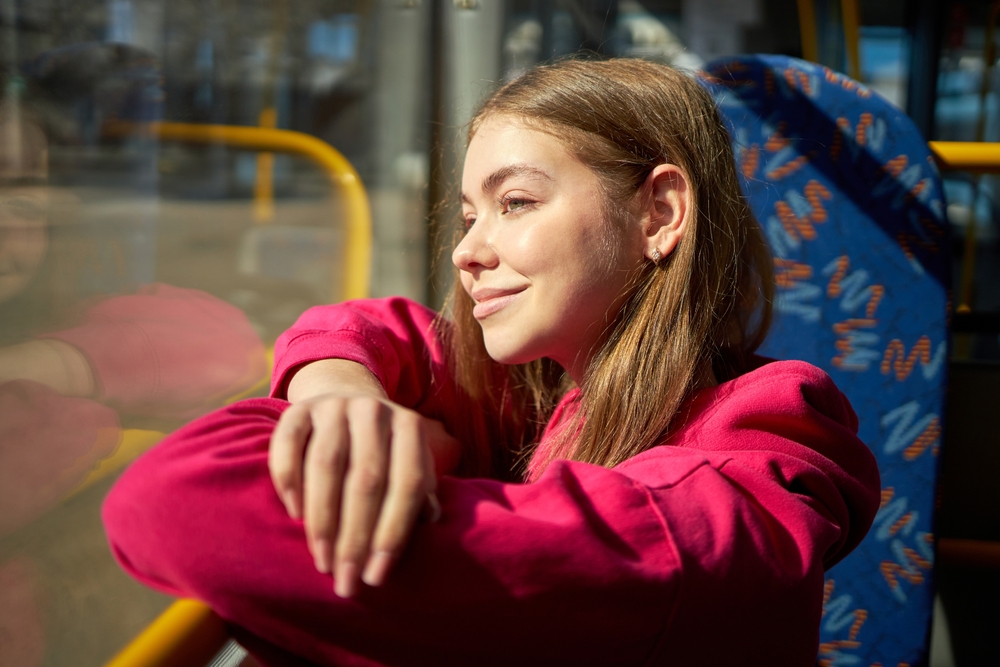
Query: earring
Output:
[[650, 248, 662, 263]]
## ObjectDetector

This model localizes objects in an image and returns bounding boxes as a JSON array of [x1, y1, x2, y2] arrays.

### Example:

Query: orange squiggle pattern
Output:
[[856, 113, 873, 146], [831, 127, 844, 161], [881, 545, 933, 593], [866, 285, 884, 318], [805, 181, 832, 222], [826, 256, 850, 297], [881, 559, 925, 588], [832, 318, 878, 370], [774, 258, 812, 288], [767, 154, 810, 180], [849, 610, 868, 641], [774, 180, 832, 242], [826, 257, 884, 317], [776, 201, 817, 241], [881, 336, 933, 381], [824, 67, 869, 96], [888, 512, 914, 537], [822, 579, 835, 610], [765, 123, 789, 151], [783, 68, 813, 94], [884, 154, 908, 177], [741, 144, 760, 178], [817, 579, 869, 667], [833, 318, 878, 334], [902, 417, 940, 461]]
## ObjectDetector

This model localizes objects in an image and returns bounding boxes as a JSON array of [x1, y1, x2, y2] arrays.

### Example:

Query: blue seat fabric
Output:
[[699, 55, 950, 667]]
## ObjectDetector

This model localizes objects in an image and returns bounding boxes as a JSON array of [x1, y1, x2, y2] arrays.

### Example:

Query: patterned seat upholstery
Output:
[[699, 55, 950, 667]]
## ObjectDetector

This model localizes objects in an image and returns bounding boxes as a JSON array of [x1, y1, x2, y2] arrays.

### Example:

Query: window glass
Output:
[[934, 1, 1000, 360], [0, 1, 432, 664]]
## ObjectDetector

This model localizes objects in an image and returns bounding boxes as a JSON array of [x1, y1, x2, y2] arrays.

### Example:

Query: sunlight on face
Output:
[[453, 117, 643, 381]]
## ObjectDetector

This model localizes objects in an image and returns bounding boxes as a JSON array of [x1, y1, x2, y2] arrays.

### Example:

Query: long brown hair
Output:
[[443, 58, 773, 479]]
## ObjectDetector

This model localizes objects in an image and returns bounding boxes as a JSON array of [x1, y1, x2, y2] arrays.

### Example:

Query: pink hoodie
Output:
[[103, 297, 880, 666]]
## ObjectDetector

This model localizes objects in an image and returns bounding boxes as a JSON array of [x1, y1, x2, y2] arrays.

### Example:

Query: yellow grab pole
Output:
[[929, 141, 1000, 173], [254, 108, 278, 223], [841, 0, 861, 81], [796, 0, 819, 64], [104, 599, 227, 667], [150, 122, 372, 301]]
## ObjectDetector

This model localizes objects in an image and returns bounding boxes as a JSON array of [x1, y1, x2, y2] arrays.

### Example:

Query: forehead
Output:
[[462, 117, 586, 190]]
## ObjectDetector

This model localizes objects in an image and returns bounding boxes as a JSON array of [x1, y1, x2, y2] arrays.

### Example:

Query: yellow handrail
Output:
[[929, 141, 1000, 173], [796, 0, 860, 82], [151, 122, 372, 301], [796, 0, 819, 64], [841, 0, 861, 81], [100, 125, 373, 667], [105, 599, 227, 667]]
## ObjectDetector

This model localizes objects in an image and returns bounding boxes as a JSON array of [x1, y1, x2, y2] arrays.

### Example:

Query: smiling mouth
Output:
[[471, 287, 526, 320]]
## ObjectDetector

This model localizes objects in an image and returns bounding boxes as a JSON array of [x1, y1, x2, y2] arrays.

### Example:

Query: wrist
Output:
[[286, 358, 387, 403]]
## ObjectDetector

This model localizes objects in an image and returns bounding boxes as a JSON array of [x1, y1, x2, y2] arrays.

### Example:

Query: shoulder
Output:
[[290, 296, 443, 330], [616, 357, 880, 567], [686, 358, 859, 437]]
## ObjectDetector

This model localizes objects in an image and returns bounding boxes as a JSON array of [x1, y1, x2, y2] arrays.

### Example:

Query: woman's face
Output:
[[453, 117, 643, 380]]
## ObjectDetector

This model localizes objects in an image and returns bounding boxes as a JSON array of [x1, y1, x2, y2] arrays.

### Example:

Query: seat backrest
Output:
[[699, 55, 950, 666]]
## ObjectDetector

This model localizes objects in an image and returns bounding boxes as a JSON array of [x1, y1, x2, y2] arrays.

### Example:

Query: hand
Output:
[[269, 360, 460, 598]]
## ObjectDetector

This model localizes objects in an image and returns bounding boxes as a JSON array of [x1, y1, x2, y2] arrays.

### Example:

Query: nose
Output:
[[452, 223, 498, 274]]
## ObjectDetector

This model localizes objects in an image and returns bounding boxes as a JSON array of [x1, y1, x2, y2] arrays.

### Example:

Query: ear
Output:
[[640, 164, 692, 263]]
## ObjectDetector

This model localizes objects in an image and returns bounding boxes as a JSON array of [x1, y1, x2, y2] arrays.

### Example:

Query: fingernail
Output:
[[313, 538, 331, 573], [284, 491, 299, 519], [334, 561, 359, 599], [362, 551, 394, 587]]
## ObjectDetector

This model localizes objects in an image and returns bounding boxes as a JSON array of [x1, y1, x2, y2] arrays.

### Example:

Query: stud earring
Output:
[[651, 248, 662, 263]]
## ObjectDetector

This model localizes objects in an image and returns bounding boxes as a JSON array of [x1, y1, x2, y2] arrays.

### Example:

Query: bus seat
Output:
[[700, 54, 950, 667]]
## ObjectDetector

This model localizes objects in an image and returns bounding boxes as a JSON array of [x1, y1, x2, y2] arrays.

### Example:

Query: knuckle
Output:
[[313, 398, 347, 421], [394, 408, 420, 426], [349, 466, 387, 497], [271, 466, 295, 489], [348, 396, 383, 420], [311, 442, 348, 471]]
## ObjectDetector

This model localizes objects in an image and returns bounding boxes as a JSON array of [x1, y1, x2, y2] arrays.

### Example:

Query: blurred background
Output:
[[0, 0, 997, 665]]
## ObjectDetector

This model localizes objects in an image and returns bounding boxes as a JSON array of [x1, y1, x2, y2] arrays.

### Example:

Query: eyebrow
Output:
[[461, 164, 553, 204]]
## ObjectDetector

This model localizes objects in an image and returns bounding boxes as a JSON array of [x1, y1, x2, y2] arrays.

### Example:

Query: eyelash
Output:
[[463, 195, 535, 231], [498, 194, 534, 215]]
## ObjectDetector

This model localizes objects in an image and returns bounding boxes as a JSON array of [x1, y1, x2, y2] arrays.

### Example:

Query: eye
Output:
[[462, 215, 476, 231], [500, 195, 533, 215]]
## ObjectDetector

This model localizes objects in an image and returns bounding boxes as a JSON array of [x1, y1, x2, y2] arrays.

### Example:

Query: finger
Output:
[[333, 399, 391, 598], [362, 410, 434, 588], [269, 404, 313, 519], [302, 400, 350, 574]]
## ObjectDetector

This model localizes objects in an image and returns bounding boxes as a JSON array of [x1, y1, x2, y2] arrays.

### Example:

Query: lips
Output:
[[471, 286, 526, 320]]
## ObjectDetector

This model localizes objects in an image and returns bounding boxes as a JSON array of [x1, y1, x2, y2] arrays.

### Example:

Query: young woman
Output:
[[103, 59, 881, 667]]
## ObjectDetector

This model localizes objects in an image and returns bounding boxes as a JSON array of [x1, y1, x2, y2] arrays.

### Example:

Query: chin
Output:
[[482, 336, 538, 366]]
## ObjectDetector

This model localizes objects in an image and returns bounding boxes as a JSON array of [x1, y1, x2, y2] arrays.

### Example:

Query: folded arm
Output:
[[104, 361, 878, 666]]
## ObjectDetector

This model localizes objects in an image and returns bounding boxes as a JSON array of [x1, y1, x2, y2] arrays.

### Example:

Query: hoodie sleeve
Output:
[[102, 360, 879, 667], [269, 297, 447, 409]]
